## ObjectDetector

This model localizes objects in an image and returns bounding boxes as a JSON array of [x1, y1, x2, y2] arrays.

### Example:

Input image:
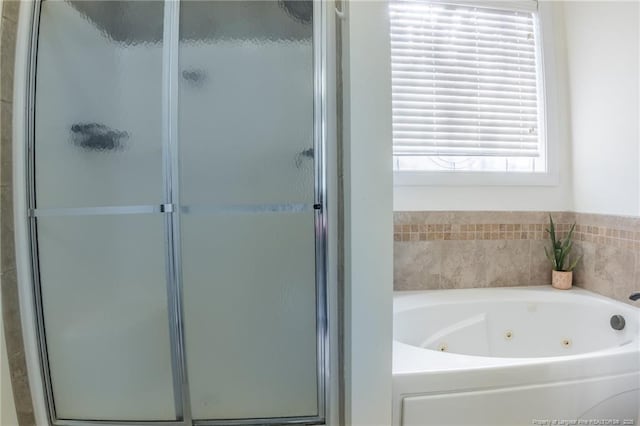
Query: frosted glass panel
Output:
[[178, 2, 318, 419], [35, 1, 164, 208], [37, 215, 176, 420], [178, 0, 314, 206], [181, 213, 318, 419]]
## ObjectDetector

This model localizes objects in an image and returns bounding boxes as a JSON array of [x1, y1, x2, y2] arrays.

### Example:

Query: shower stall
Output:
[[21, 1, 330, 425]]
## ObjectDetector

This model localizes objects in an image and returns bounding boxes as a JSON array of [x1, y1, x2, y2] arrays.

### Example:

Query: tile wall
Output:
[[394, 211, 640, 305], [0, 2, 37, 425]]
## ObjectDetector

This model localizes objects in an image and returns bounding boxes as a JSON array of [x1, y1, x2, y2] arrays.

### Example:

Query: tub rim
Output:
[[393, 286, 640, 375]]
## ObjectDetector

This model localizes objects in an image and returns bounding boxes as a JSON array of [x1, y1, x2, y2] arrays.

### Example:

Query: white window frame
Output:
[[393, 0, 560, 187]]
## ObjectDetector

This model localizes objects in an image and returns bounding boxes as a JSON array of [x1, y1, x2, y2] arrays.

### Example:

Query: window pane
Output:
[[389, 1, 545, 172]]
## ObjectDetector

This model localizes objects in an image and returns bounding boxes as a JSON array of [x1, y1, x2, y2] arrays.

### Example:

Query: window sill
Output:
[[394, 170, 559, 187]]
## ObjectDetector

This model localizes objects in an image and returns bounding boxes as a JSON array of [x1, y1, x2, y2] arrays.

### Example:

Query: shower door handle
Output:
[[160, 203, 174, 213]]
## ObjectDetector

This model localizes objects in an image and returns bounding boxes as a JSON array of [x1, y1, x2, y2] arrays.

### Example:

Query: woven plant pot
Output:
[[552, 270, 572, 290]]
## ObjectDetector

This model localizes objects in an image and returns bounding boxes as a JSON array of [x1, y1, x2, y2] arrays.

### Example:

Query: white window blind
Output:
[[390, 1, 542, 159]]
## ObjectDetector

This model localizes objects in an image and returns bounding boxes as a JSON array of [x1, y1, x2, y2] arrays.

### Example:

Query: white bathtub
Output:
[[393, 286, 640, 426]]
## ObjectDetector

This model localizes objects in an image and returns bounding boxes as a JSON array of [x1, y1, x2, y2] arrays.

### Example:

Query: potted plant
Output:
[[544, 215, 581, 290]]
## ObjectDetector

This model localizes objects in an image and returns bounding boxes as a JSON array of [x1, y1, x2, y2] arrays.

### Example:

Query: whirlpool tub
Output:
[[393, 286, 640, 426]]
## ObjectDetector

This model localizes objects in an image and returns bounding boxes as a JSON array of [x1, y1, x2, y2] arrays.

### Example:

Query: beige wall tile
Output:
[[632, 251, 640, 302], [1, 17, 16, 103], [394, 241, 440, 290], [440, 241, 487, 289], [593, 244, 635, 287], [1, 269, 36, 425], [572, 241, 593, 286], [1, 100, 13, 188], [11, 374, 34, 422], [529, 240, 551, 285], [1, 185, 15, 273], [484, 240, 530, 287], [612, 251, 640, 305], [2, 1, 20, 23]]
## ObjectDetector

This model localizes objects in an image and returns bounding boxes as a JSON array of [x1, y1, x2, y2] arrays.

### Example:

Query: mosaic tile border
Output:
[[394, 223, 556, 242], [394, 213, 640, 250], [574, 224, 640, 250]]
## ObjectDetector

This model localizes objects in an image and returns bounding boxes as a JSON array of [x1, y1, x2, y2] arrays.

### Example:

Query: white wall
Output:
[[564, 0, 640, 216], [343, 2, 394, 425]]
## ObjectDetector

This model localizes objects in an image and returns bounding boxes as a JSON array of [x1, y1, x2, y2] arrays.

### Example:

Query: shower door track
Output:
[[24, 1, 329, 425]]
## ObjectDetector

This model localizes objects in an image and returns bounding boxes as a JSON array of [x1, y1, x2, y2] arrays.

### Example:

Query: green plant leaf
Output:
[[566, 254, 582, 272], [556, 248, 566, 271], [545, 215, 578, 271], [544, 246, 557, 270], [561, 223, 576, 251], [548, 214, 556, 248]]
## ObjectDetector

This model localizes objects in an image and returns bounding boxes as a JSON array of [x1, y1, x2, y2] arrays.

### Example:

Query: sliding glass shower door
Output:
[[177, 1, 319, 420], [33, 0, 178, 421], [28, 0, 326, 425]]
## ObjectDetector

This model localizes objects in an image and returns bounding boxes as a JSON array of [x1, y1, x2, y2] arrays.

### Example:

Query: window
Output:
[[390, 0, 551, 182]]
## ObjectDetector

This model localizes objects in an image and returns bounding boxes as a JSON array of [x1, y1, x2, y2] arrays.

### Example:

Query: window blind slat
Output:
[[389, 9, 534, 24], [395, 132, 537, 142], [390, 3, 535, 22], [393, 65, 537, 79], [392, 90, 537, 106], [393, 79, 538, 91], [390, 20, 533, 38], [390, 1, 541, 158], [390, 46, 536, 66], [394, 110, 537, 119], [396, 123, 537, 133], [399, 137, 537, 150], [389, 6, 536, 20], [394, 140, 539, 148], [394, 146, 539, 157], [394, 116, 538, 126], [389, 26, 534, 45], [394, 100, 538, 111], [393, 116, 536, 129], [393, 95, 537, 109], [393, 61, 535, 75], [393, 84, 538, 95], [390, 37, 536, 59], [390, 47, 536, 62], [391, 35, 535, 52], [390, 10, 534, 28], [393, 109, 538, 121], [393, 74, 537, 87]]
